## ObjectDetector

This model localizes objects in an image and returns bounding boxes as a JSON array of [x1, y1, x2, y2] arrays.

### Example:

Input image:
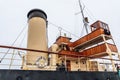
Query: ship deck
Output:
[[69, 28, 112, 50], [60, 43, 117, 58]]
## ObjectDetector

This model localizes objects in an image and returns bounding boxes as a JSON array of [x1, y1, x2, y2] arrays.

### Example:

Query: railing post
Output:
[[65, 55, 67, 71], [102, 34, 116, 71], [78, 56, 80, 71], [9, 49, 16, 69]]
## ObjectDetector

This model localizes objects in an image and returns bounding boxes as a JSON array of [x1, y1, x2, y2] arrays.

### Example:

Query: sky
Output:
[[0, 0, 120, 69], [0, 0, 119, 49]]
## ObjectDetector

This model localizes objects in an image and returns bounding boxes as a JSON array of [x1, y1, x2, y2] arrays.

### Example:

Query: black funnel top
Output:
[[27, 9, 47, 20]]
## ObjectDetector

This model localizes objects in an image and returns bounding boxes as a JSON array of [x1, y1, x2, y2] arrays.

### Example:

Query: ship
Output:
[[0, 1, 120, 80]]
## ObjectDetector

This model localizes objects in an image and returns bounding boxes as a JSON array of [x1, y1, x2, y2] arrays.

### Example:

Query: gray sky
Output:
[[0, 0, 120, 51]]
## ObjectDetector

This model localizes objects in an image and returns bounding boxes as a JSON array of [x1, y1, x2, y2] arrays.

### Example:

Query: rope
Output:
[[0, 23, 27, 63]]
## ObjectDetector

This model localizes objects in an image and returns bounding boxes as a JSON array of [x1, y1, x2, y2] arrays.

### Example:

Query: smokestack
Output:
[[26, 9, 48, 65]]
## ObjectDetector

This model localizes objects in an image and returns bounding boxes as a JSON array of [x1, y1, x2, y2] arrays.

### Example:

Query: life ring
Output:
[[36, 56, 47, 68]]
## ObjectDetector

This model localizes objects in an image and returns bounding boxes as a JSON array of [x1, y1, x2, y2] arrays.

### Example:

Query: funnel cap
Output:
[[27, 9, 47, 20]]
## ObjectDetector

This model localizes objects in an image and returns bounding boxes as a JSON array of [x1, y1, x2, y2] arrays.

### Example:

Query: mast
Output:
[[78, 0, 89, 34]]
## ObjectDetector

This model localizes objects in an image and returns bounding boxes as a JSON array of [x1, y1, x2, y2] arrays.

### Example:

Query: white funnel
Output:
[[26, 9, 48, 65]]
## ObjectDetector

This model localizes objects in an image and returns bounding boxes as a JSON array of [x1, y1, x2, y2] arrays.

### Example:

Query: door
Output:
[[66, 60, 71, 71]]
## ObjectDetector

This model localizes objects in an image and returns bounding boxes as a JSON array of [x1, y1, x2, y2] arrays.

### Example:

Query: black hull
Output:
[[0, 70, 119, 80]]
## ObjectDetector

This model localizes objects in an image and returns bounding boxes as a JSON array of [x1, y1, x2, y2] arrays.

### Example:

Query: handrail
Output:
[[0, 45, 119, 61]]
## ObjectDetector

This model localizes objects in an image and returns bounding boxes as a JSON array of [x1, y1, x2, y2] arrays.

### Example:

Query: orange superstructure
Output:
[[82, 43, 117, 58], [52, 20, 118, 58], [55, 36, 71, 44], [68, 28, 105, 48], [59, 43, 117, 58], [49, 20, 118, 71]]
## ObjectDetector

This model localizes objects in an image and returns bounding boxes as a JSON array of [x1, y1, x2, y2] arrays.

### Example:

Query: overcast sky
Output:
[[0, 0, 120, 51]]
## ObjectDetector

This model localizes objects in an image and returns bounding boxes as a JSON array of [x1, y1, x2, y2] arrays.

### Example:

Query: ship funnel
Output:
[[26, 9, 48, 65]]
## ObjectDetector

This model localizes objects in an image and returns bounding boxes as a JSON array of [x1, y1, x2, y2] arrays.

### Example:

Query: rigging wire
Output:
[[85, 7, 97, 21], [81, 0, 97, 21], [84, 9, 95, 22], [17, 51, 23, 58], [74, 0, 97, 37], [80, 24, 85, 37], [75, 0, 96, 22], [19, 29, 27, 47], [13, 31, 27, 64], [9, 49, 16, 69], [78, 0, 89, 34], [48, 21, 79, 38], [0, 23, 27, 63], [48, 1, 97, 39], [16, 31, 27, 59], [10, 50, 23, 68]]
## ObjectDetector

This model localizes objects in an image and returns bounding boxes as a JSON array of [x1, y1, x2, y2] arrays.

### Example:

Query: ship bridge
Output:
[[52, 20, 118, 71], [55, 21, 118, 58]]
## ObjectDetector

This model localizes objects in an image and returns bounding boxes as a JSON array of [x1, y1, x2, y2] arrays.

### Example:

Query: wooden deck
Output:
[[68, 28, 111, 50], [60, 43, 117, 58]]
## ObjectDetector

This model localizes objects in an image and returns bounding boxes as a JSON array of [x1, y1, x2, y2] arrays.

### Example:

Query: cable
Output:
[[9, 49, 16, 69], [85, 7, 97, 21], [75, 0, 96, 22], [19, 30, 27, 47], [80, 24, 85, 37], [81, 0, 97, 21], [48, 21, 79, 38], [84, 9, 95, 22], [17, 51, 23, 58], [0, 23, 27, 63], [78, 0, 89, 34]]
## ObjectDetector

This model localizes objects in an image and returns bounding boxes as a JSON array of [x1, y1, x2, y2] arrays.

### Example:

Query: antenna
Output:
[[78, 0, 89, 34], [58, 27, 62, 36]]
